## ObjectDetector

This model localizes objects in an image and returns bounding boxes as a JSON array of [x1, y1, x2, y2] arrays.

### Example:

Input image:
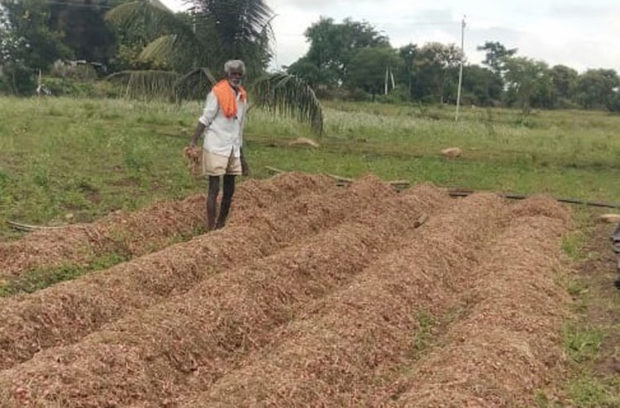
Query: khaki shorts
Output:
[[202, 149, 242, 176]]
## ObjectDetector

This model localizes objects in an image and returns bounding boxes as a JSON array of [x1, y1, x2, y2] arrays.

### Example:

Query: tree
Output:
[[575, 69, 620, 109], [503, 56, 554, 111], [106, 0, 323, 133], [347, 47, 402, 98], [289, 17, 390, 87], [413, 42, 463, 103], [0, 0, 72, 70], [607, 91, 620, 113], [461, 64, 503, 106], [48, 0, 120, 64], [397, 43, 417, 100], [549, 64, 578, 100], [477, 41, 517, 76], [286, 57, 325, 88]]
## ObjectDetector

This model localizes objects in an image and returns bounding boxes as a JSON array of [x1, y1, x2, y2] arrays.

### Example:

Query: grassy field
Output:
[[0, 96, 618, 240], [0, 95, 618, 405]]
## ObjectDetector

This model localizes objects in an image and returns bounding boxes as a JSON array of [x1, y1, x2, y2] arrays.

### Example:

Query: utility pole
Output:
[[455, 15, 466, 121]]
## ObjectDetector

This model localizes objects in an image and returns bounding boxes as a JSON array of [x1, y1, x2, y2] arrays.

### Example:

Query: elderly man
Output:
[[189, 59, 249, 231]]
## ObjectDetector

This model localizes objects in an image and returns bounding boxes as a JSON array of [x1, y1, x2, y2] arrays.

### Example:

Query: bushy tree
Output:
[[503, 56, 555, 111], [461, 64, 503, 105], [477, 41, 517, 76], [0, 0, 71, 70], [48, 0, 120, 64], [347, 47, 402, 98], [549, 65, 578, 100], [288, 17, 390, 87], [413, 42, 463, 104], [397, 43, 417, 100], [575, 69, 619, 109]]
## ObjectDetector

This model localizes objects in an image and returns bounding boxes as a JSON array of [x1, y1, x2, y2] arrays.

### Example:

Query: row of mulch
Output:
[[0, 174, 355, 371], [378, 210, 571, 406], [0, 181, 449, 407], [177, 192, 508, 407], [185, 195, 571, 408], [0, 172, 331, 278]]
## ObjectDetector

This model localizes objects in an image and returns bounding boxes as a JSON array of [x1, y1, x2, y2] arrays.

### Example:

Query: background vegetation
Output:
[[1, 0, 619, 114]]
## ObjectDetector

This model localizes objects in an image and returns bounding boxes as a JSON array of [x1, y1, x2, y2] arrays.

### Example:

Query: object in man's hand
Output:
[[183, 146, 202, 176]]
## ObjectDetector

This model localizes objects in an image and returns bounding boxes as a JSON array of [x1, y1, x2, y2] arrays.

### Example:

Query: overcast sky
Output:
[[160, 0, 620, 73]]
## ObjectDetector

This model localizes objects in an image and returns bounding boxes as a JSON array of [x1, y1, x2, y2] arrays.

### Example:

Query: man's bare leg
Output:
[[206, 175, 220, 231], [216, 174, 235, 230]]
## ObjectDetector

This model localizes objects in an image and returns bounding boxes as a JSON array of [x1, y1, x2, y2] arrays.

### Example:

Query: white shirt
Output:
[[198, 89, 246, 157]]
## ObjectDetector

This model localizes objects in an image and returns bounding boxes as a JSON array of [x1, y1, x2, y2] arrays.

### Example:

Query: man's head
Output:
[[224, 59, 246, 88]]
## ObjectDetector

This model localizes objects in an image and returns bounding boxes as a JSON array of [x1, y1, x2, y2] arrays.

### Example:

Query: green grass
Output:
[[1, 96, 619, 242], [562, 323, 605, 363], [411, 311, 435, 358], [567, 374, 620, 408], [554, 215, 620, 408], [0, 252, 128, 297]]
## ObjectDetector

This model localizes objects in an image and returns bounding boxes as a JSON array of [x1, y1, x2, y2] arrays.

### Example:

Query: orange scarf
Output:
[[212, 80, 247, 118]]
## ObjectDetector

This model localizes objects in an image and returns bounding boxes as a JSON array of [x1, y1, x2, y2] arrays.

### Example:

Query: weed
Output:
[[411, 311, 435, 357], [562, 323, 604, 363]]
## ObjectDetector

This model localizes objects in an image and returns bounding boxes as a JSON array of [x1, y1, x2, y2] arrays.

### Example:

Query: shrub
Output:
[[0, 62, 35, 95]]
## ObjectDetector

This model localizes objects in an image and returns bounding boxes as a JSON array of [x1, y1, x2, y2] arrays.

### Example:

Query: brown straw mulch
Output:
[[0, 175, 574, 408], [0, 181, 449, 407], [373, 201, 572, 407], [0, 175, 382, 372], [177, 193, 508, 408], [0, 172, 332, 278]]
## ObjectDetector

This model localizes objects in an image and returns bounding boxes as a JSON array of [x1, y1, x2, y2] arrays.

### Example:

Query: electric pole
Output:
[[455, 15, 466, 121]]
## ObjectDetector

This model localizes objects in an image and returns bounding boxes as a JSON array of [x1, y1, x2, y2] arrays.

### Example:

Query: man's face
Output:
[[227, 70, 243, 88]]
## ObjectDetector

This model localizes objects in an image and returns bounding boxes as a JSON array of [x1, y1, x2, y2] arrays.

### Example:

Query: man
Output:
[[189, 59, 249, 231]]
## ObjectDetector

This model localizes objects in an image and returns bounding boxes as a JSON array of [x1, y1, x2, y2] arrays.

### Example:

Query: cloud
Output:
[[161, 0, 620, 73]]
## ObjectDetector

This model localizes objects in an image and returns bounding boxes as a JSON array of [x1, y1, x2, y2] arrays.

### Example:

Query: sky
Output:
[[160, 0, 620, 73]]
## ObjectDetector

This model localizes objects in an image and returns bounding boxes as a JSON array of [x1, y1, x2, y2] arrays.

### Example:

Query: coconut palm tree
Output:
[[106, 0, 323, 133]]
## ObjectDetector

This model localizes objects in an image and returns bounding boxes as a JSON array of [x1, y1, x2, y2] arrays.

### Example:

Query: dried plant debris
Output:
[[0, 175, 574, 408]]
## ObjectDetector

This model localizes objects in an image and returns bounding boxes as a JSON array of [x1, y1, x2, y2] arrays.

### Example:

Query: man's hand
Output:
[[241, 155, 250, 176], [184, 145, 201, 160]]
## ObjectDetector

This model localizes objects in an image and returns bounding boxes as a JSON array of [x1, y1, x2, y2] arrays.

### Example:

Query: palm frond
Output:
[[192, 0, 274, 67], [106, 0, 187, 38], [139, 34, 198, 68], [107, 70, 180, 101], [251, 73, 324, 135], [174, 67, 217, 102]]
